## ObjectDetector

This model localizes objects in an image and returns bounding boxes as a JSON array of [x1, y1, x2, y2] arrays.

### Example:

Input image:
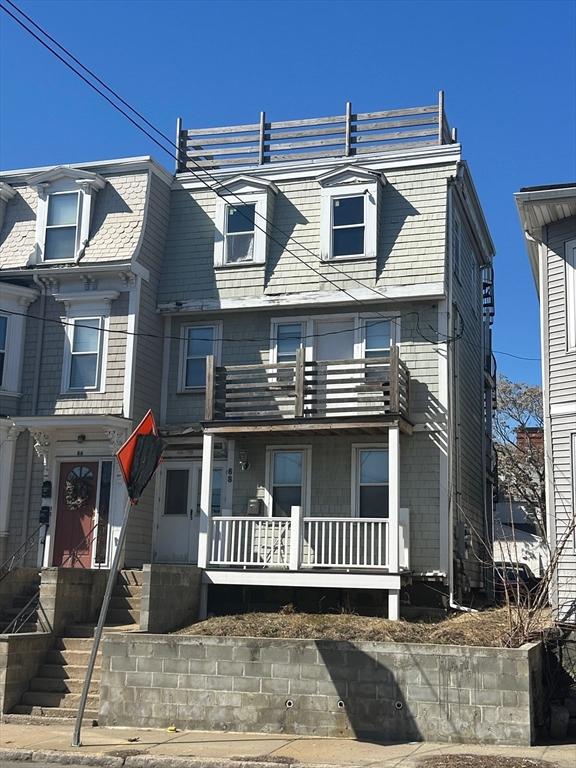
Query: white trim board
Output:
[[203, 570, 403, 590], [159, 283, 446, 315]]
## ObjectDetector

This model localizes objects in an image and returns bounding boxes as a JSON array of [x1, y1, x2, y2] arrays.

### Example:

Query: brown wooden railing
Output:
[[178, 92, 454, 172], [205, 347, 410, 423]]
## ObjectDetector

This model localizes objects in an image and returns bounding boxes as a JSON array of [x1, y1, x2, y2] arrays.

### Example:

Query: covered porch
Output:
[[197, 422, 409, 619]]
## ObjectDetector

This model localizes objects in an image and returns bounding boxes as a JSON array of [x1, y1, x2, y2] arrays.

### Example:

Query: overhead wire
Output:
[[0, 1, 541, 362]]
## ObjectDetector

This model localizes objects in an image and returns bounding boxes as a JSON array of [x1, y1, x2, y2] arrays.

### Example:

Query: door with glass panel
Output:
[[314, 318, 355, 417], [156, 463, 224, 564], [270, 450, 305, 517], [354, 448, 389, 568]]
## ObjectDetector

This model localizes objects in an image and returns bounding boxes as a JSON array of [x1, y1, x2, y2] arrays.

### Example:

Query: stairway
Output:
[[0, 573, 41, 633], [4, 569, 142, 725]]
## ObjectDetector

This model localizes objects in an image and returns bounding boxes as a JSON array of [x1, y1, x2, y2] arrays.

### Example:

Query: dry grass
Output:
[[175, 607, 545, 648], [417, 756, 558, 768]]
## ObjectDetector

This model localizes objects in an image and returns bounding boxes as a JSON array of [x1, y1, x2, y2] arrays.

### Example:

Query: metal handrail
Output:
[[0, 525, 44, 584], [1, 522, 99, 634]]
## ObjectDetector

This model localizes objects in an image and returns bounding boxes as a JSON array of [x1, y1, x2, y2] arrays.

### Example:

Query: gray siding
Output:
[[159, 165, 454, 305], [544, 217, 576, 620], [452, 200, 487, 588], [18, 294, 128, 417]]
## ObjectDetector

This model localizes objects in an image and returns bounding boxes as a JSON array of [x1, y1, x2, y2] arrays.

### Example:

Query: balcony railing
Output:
[[205, 347, 410, 424], [176, 92, 454, 172], [207, 507, 410, 572]]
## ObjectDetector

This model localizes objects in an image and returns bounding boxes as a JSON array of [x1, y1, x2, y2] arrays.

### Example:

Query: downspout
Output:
[[20, 274, 46, 545]]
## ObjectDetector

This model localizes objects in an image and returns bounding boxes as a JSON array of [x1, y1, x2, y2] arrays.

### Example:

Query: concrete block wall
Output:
[[0, 632, 53, 714], [140, 564, 201, 634], [39, 567, 108, 635], [0, 567, 39, 615], [100, 635, 541, 746]]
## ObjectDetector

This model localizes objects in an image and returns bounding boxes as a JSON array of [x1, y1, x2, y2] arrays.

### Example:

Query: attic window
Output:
[[45, 192, 79, 261], [332, 196, 365, 258], [225, 203, 256, 263]]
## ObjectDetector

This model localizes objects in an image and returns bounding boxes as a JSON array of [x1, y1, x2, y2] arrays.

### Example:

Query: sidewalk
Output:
[[0, 721, 574, 767]]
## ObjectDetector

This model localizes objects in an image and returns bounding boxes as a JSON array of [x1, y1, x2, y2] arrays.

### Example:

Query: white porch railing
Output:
[[207, 507, 409, 571], [301, 517, 389, 569], [209, 517, 291, 567]]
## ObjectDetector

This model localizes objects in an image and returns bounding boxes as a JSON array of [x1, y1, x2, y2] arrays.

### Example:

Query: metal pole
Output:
[[72, 496, 133, 747]]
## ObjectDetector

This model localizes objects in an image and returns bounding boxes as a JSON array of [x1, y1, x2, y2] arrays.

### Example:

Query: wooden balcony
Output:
[[204, 347, 412, 435]]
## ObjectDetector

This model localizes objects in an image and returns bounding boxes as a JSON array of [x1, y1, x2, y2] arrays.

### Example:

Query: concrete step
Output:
[[45, 649, 101, 666], [2, 605, 38, 618], [29, 676, 99, 694], [0, 621, 38, 633], [21, 690, 99, 709], [118, 569, 143, 586], [63, 623, 96, 637], [55, 636, 96, 651], [109, 595, 141, 610], [9, 705, 99, 721], [36, 664, 101, 680], [111, 584, 142, 598], [105, 608, 140, 625]]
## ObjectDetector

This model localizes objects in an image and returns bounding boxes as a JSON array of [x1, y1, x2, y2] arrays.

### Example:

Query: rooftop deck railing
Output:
[[177, 91, 454, 172], [205, 347, 410, 424]]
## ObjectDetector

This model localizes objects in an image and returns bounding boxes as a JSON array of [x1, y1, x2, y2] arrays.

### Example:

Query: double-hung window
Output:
[[0, 314, 7, 387], [45, 192, 79, 261], [356, 448, 389, 518], [276, 323, 303, 363], [225, 204, 256, 264], [332, 196, 365, 258], [68, 318, 103, 390], [271, 450, 303, 517], [183, 326, 215, 389], [365, 319, 391, 358]]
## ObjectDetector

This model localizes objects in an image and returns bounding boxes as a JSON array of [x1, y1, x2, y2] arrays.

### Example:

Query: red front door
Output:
[[53, 462, 99, 568]]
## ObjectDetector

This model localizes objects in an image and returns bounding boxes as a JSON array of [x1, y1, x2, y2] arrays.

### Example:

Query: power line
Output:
[[1, 3, 539, 363], [0, 0, 460, 345]]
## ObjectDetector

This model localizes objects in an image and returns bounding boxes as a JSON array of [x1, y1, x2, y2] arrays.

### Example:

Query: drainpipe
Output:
[[20, 275, 46, 547]]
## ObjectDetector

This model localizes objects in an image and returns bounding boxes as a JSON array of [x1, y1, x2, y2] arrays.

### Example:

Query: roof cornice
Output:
[[0, 156, 173, 187]]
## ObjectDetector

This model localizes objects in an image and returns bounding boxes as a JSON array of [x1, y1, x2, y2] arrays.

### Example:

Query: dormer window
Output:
[[318, 165, 385, 262], [225, 203, 256, 263], [45, 192, 80, 261], [28, 166, 105, 265], [213, 175, 278, 268], [332, 196, 365, 258]]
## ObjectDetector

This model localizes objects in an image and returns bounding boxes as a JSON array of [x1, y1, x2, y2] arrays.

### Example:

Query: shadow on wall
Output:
[[89, 183, 133, 241], [376, 185, 419, 281], [264, 193, 310, 292], [315, 640, 421, 743]]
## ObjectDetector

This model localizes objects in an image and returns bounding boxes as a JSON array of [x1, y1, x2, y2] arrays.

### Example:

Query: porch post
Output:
[[289, 506, 302, 571], [0, 423, 22, 562], [388, 425, 400, 620], [198, 432, 214, 570]]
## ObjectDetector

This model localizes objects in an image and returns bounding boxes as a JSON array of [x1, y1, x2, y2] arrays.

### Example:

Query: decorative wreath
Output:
[[65, 467, 93, 510]]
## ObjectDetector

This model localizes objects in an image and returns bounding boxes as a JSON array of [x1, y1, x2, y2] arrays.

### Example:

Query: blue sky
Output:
[[1, 0, 575, 385]]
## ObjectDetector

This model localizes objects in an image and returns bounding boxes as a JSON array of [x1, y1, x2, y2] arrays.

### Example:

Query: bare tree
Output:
[[493, 375, 545, 536]]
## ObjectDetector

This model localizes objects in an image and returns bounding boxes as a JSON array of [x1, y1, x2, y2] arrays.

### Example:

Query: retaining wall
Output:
[[140, 564, 201, 633], [99, 634, 542, 746], [0, 631, 53, 714], [39, 567, 108, 635]]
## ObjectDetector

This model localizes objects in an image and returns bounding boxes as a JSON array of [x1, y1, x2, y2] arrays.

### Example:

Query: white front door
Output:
[[155, 462, 225, 564], [314, 318, 355, 361], [314, 319, 356, 417]]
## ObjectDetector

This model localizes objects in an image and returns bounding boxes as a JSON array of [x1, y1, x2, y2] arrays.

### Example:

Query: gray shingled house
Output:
[[0, 95, 495, 624], [0, 157, 172, 576], [516, 184, 576, 622], [155, 95, 496, 619]]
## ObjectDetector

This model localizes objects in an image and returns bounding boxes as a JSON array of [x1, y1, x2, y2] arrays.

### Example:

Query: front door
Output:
[[314, 318, 356, 417], [53, 461, 99, 568], [155, 462, 224, 563]]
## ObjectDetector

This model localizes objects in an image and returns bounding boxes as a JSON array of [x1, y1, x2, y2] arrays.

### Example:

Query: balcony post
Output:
[[198, 432, 214, 570], [205, 355, 215, 421], [389, 345, 400, 413], [294, 347, 305, 418], [289, 506, 302, 571]]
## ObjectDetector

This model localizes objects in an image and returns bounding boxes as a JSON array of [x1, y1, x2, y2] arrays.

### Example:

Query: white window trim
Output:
[[351, 443, 389, 518], [178, 321, 222, 392], [214, 189, 275, 269], [320, 181, 379, 262], [31, 170, 105, 265], [0, 283, 38, 395], [54, 290, 118, 396], [62, 316, 107, 394], [264, 445, 312, 518], [270, 312, 400, 363], [566, 238, 576, 352]]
